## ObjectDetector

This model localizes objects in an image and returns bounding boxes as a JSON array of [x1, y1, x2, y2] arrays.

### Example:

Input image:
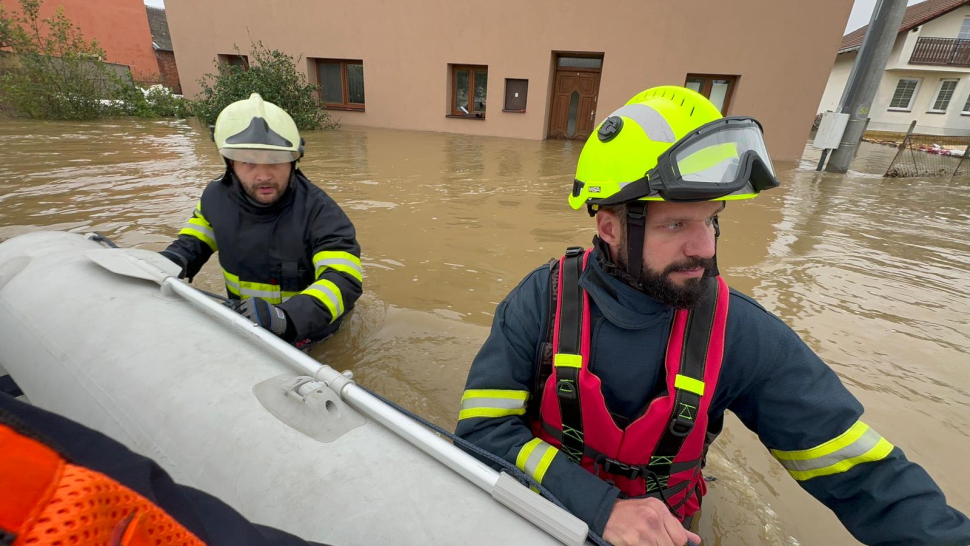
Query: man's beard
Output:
[[617, 248, 715, 309]]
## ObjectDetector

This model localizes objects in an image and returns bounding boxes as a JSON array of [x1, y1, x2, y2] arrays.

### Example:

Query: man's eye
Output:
[[664, 222, 682, 230]]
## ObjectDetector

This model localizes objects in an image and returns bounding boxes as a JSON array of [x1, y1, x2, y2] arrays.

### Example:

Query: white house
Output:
[[818, 0, 970, 135]]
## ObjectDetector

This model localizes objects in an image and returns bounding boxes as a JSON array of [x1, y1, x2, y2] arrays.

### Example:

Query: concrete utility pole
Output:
[[825, 0, 908, 173]]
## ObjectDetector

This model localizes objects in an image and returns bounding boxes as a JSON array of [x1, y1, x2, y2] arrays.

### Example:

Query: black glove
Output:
[[236, 298, 289, 338], [158, 250, 188, 279]]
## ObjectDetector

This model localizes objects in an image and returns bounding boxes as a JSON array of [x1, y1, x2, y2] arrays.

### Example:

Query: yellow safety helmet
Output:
[[570, 86, 778, 213], [213, 93, 304, 164]]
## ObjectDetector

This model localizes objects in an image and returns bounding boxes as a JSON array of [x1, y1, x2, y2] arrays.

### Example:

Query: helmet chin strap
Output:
[[624, 201, 648, 282]]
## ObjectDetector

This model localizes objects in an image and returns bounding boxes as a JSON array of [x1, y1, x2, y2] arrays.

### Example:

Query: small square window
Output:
[[504, 79, 528, 112]]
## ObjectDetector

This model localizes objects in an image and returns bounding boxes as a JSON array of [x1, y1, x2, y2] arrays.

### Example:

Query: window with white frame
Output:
[[889, 78, 920, 110], [959, 16, 970, 40], [930, 79, 959, 112], [962, 93, 970, 114]]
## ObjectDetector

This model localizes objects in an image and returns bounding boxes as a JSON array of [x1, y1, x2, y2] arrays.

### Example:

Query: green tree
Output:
[[191, 41, 336, 130]]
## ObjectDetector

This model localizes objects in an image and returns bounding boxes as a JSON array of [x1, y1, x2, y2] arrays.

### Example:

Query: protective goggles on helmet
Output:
[[587, 117, 780, 205]]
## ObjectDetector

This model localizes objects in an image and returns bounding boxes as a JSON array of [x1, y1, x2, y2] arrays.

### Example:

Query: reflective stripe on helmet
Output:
[[611, 103, 677, 143]]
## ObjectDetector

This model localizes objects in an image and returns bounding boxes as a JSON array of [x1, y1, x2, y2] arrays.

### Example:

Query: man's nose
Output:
[[684, 222, 716, 258], [253, 165, 272, 181]]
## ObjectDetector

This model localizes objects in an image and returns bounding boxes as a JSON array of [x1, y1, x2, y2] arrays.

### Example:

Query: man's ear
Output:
[[596, 209, 621, 247]]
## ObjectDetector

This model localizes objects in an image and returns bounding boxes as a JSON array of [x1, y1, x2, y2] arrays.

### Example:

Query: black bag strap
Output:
[[553, 247, 586, 464], [529, 257, 561, 422]]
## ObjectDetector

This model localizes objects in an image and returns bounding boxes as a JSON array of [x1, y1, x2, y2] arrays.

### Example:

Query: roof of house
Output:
[[145, 6, 173, 52], [839, 0, 970, 54]]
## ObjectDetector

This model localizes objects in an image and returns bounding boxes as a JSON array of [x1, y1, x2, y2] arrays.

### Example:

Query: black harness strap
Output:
[[645, 277, 720, 497], [554, 247, 586, 464], [529, 258, 561, 422]]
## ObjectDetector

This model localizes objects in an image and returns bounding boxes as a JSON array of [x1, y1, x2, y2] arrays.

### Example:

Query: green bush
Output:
[[112, 84, 188, 118], [0, 0, 118, 119], [0, 0, 185, 120], [190, 41, 336, 130]]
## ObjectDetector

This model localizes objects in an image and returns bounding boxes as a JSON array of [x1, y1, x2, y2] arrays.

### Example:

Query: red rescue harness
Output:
[[531, 247, 729, 520]]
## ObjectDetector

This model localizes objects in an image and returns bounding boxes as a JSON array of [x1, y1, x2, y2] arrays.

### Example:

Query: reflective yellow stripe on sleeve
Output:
[[302, 279, 344, 322], [458, 389, 529, 420], [313, 250, 363, 283], [516, 438, 558, 485], [222, 270, 295, 304], [771, 421, 894, 481], [179, 212, 217, 252]]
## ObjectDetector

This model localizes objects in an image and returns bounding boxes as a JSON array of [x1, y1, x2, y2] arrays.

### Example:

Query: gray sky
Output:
[[845, 0, 924, 33]]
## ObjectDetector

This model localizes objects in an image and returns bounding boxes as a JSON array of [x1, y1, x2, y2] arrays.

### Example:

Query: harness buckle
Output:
[[668, 415, 695, 438], [602, 458, 642, 480], [556, 378, 578, 400], [565, 246, 584, 258]]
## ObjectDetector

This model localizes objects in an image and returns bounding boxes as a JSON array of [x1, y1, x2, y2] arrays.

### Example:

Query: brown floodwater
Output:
[[0, 118, 967, 545]]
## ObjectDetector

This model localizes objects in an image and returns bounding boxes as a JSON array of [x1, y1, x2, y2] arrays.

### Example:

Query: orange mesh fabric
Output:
[[0, 425, 65, 536], [10, 455, 205, 546]]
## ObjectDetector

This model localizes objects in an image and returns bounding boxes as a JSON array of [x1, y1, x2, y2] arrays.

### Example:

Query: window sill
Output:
[[325, 105, 365, 112], [446, 114, 486, 120], [961, 112, 970, 116], [887, 107, 912, 112], [502, 109, 526, 113], [925, 110, 947, 114]]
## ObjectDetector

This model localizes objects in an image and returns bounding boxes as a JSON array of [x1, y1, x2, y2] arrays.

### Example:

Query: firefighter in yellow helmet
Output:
[[161, 94, 363, 348], [457, 86, 968, 546]]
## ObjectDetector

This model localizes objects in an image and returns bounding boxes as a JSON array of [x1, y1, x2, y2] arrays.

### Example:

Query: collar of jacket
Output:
[[221, 167, 301, 214], [578, 248, 673, 330]]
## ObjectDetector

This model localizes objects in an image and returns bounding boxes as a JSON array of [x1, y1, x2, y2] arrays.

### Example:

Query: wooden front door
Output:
[[549, 70, 601, 140]]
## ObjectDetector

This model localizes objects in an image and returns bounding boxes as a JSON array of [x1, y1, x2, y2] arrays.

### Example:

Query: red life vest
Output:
[[530, 247, 729, 520]]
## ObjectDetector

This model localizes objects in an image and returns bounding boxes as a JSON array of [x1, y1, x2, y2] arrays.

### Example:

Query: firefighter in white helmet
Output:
[[162, 93, 362, 347]]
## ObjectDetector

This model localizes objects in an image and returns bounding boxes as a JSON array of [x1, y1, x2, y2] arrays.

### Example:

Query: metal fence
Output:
[[884, 132, 970, 178]]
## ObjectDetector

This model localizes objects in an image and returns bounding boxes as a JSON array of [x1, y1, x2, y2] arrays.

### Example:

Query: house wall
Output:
[[155, 50, 181, 94], [817, 52, 857, 113], [164, 0, 854, 160], [0, 0, 160, 81], [871, 69, 970, 134]]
